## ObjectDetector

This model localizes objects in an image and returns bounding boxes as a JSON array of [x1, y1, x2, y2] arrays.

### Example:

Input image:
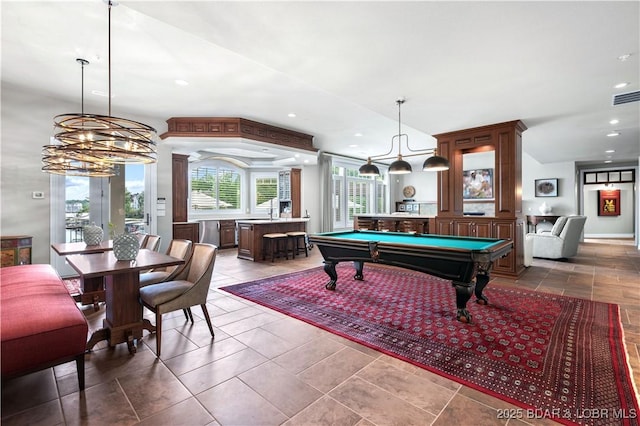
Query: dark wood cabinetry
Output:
[[433, 120, 527, 277], [354, 216, 434, 235], [172, 154, 189, 223], [219, 220, 236, 248], [237, 222, 255, 259], [171, 154, 197, 243], [172, 222, 200, 244], [278, 168, 301, 218], [434, 217, 523, 275]]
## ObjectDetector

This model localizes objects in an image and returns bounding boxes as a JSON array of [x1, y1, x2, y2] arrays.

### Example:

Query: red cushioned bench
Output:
[[1, 264, 88, 390]]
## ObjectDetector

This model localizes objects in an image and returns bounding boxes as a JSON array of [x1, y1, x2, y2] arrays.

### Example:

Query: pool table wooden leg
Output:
[[352, 261, 364, 281], [452, 281, 473, 323], [323, 261, 338, 290], [474, 273, 490, 305]]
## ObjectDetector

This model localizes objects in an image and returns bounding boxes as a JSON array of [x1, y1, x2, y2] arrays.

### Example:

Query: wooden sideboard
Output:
[[1, 235, 32, 267], [526, 215, 560, 233]]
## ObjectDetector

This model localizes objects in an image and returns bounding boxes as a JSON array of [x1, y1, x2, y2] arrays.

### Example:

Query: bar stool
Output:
[[286, 231, 308, 258], [262, 233, 289, 262]]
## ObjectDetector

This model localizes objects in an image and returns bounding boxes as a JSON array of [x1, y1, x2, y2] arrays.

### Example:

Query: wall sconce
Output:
[[358, 98, 449, 176]]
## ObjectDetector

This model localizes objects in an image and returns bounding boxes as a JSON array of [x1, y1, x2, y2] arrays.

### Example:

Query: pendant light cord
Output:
[[397, 99, 404, 156], [80, 60, 84, 114], [108, 0, 112, 117]]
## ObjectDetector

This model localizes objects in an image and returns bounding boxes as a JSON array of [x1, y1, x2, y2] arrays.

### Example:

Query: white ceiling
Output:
[[2, 1, 639, 168]]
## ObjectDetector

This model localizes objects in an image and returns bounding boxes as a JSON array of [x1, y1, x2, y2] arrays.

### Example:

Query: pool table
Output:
[[308, 230, 513, 323]]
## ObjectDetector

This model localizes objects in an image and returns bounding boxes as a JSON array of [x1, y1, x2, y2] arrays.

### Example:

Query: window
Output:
[[190, 162, 242, 212], [332, 161, 387, 229], [252, 173, 278, 213]]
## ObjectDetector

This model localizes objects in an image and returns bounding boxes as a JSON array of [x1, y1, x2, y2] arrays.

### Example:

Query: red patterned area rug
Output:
[[221, 264, 639, 426], [63, 277, 81, 296]]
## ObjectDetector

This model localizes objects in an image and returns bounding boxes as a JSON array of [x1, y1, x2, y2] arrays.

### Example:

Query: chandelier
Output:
[[42, 58, 118, 176], [43, 0, 157, 176], [358, 98, 450, 176]]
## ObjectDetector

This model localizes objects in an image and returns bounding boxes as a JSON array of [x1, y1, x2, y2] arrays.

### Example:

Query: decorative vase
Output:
[[539, 202, 552, 215], [112, 233, 140, 261], [83, 222, 103, 246]]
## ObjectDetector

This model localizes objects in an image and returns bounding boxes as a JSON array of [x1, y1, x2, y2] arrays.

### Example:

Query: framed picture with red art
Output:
[[598, 189, 620, 216]]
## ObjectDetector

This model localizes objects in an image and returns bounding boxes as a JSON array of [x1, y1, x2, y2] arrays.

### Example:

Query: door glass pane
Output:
[[125, 164, 146, 234], [65, 176, 90, 242]]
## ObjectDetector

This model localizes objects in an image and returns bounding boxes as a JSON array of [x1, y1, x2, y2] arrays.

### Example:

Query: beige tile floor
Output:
[[2, 240, 638, 425]]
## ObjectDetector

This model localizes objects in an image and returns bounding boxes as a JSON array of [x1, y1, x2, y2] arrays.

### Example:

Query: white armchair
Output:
[[525, 216, 587, 262]]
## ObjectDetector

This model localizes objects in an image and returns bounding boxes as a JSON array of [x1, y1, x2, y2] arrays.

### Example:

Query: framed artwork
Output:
[[598, 189, 620, 216], [535, 178, 558, 197], [463, 169, 493, 199]]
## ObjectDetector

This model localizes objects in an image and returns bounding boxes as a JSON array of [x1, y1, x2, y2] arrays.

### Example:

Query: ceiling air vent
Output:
[[612, 90, 640, 106]]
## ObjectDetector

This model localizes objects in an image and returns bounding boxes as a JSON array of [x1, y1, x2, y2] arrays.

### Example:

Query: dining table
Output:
[[51, 240, 114, 309], [65, 249, 184, 354]]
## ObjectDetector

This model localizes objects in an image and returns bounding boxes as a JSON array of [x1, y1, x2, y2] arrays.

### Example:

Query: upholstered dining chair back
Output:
[[139, 239, 193, 287], [134, 233, 148, 248], [142, 234, 162, 252], [139, 243, 218, 356]]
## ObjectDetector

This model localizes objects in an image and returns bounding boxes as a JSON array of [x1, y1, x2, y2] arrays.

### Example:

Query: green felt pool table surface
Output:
[[313, 230, 503, 251]]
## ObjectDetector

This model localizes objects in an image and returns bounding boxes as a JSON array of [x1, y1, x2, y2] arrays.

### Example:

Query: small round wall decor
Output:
[[403, 185, 416, 198]]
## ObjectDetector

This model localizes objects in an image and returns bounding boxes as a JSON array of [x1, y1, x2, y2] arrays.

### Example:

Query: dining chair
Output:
[[134, 233, 148, 248], [139, 239, 193, 287], [142, 234, 162, 252], [139, 243, 218, 357]]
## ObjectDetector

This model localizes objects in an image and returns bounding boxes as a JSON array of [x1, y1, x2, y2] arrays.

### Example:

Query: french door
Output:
[[50, 164, 156, 277]]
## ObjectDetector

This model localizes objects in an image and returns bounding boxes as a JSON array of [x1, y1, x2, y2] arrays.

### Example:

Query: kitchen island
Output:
[[236, 218, 309, 261]]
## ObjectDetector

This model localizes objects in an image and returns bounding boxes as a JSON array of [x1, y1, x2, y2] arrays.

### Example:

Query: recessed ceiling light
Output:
[[174, 79, 189, 86], [304, 159, 309, 163], [609, 119, 619, 125], [605, 150, 615, 153], [607, 131, 620, 137], [604, 160, 613, 163], [614, 82, 629, 89], [354, 133, 363, 137], [617, 53, 632, 61], [294, 154, 300, 158], [349, 144, 358, 148], [288, 113, 296, 118]]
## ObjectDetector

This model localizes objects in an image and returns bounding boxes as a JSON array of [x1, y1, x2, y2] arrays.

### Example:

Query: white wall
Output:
[[396, 169, 438, 204], [582, 183, 634, 237], [521, 152, 578, 216]]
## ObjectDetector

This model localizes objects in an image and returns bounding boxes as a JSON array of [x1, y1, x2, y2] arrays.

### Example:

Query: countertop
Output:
[[235, 218, 310, 224], [356, 214, 436, 219]]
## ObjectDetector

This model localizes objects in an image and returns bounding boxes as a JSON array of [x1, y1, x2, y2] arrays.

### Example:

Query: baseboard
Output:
[[584, 233, 634, 238]]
